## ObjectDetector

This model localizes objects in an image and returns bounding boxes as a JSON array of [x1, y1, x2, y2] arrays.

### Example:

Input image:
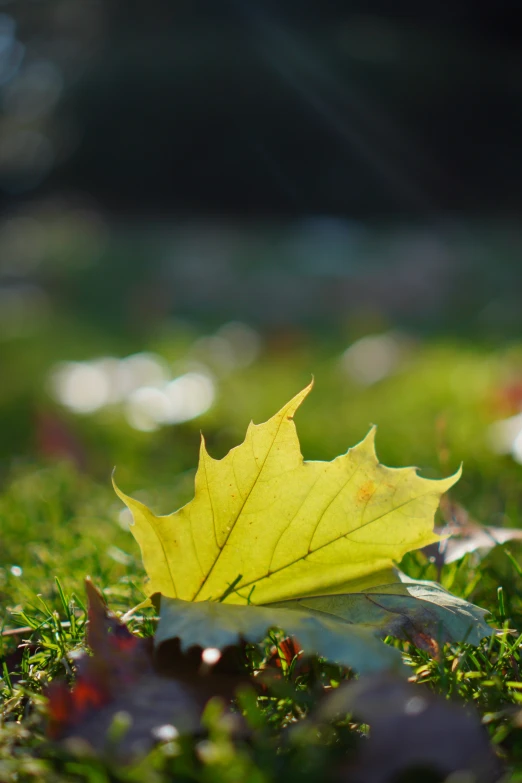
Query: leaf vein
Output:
[[308, 464, 363, 551], [192, 407, 290, 599], [229, 489, 439, 598]]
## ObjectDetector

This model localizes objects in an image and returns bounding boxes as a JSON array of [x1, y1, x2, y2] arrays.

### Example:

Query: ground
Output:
[[3, 316, 522, 781]]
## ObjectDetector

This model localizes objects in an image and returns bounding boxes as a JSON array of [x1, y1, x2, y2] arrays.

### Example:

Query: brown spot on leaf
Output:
[[357, 481, 375, 504]]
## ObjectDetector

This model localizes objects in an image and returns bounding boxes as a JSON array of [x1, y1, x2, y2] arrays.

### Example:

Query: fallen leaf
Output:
[[115, 385, 492, 670], [315, 674, 501, 783], [114, 382, 460, 605], [47, 580, 244, 759], [156, 596, 406, 674], [425, 497, 522, 566], [437, 524, 522, 564], [270, 568, 492, 648], [267, 636, 303, 671], [157, 568, 492, 665], [47, 579, 153, 739]]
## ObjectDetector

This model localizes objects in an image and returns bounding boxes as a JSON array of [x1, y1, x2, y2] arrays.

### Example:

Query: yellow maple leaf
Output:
[[114, 382, 460, 605]]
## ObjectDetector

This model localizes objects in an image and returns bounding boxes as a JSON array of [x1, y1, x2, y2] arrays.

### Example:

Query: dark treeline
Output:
[[4, 1, 522, 217]]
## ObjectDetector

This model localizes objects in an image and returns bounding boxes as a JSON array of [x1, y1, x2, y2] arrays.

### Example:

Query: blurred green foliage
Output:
[[4, 222, 522, 780]]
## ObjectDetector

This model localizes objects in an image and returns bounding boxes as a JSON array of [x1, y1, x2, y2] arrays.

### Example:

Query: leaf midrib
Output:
[[192, 412, 289, 600]]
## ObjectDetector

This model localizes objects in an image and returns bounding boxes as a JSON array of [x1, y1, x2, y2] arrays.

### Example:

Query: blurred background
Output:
[[2, 0, 522, 542]]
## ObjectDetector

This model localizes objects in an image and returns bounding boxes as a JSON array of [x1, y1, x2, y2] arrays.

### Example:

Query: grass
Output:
[[4, 327, 522, 780]]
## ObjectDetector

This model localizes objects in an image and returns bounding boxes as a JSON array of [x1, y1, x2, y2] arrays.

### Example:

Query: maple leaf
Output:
[[270, 568, 492, 649], [156, 567, 490, 669], [425, 497, 522, 567], [114, 382, 460, 606], [155, 595, 406, 674], [47, 580, 243, 757], [115, 383, 493, 669]]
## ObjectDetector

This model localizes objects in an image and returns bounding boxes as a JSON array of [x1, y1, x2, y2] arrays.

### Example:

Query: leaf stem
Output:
[[217, 574, 243, 603]]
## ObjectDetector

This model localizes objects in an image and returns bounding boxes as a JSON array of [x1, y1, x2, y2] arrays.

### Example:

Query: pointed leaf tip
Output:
[[358, 425, 377, 455], [278, 381, 313, 421]]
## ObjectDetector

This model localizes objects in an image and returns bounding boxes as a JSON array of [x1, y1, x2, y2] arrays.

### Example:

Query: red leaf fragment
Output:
[[46, 579, 246, 758], [408, 631, 440, 659], [47, 579, 152, 739], [267, 636, 303, 669]]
